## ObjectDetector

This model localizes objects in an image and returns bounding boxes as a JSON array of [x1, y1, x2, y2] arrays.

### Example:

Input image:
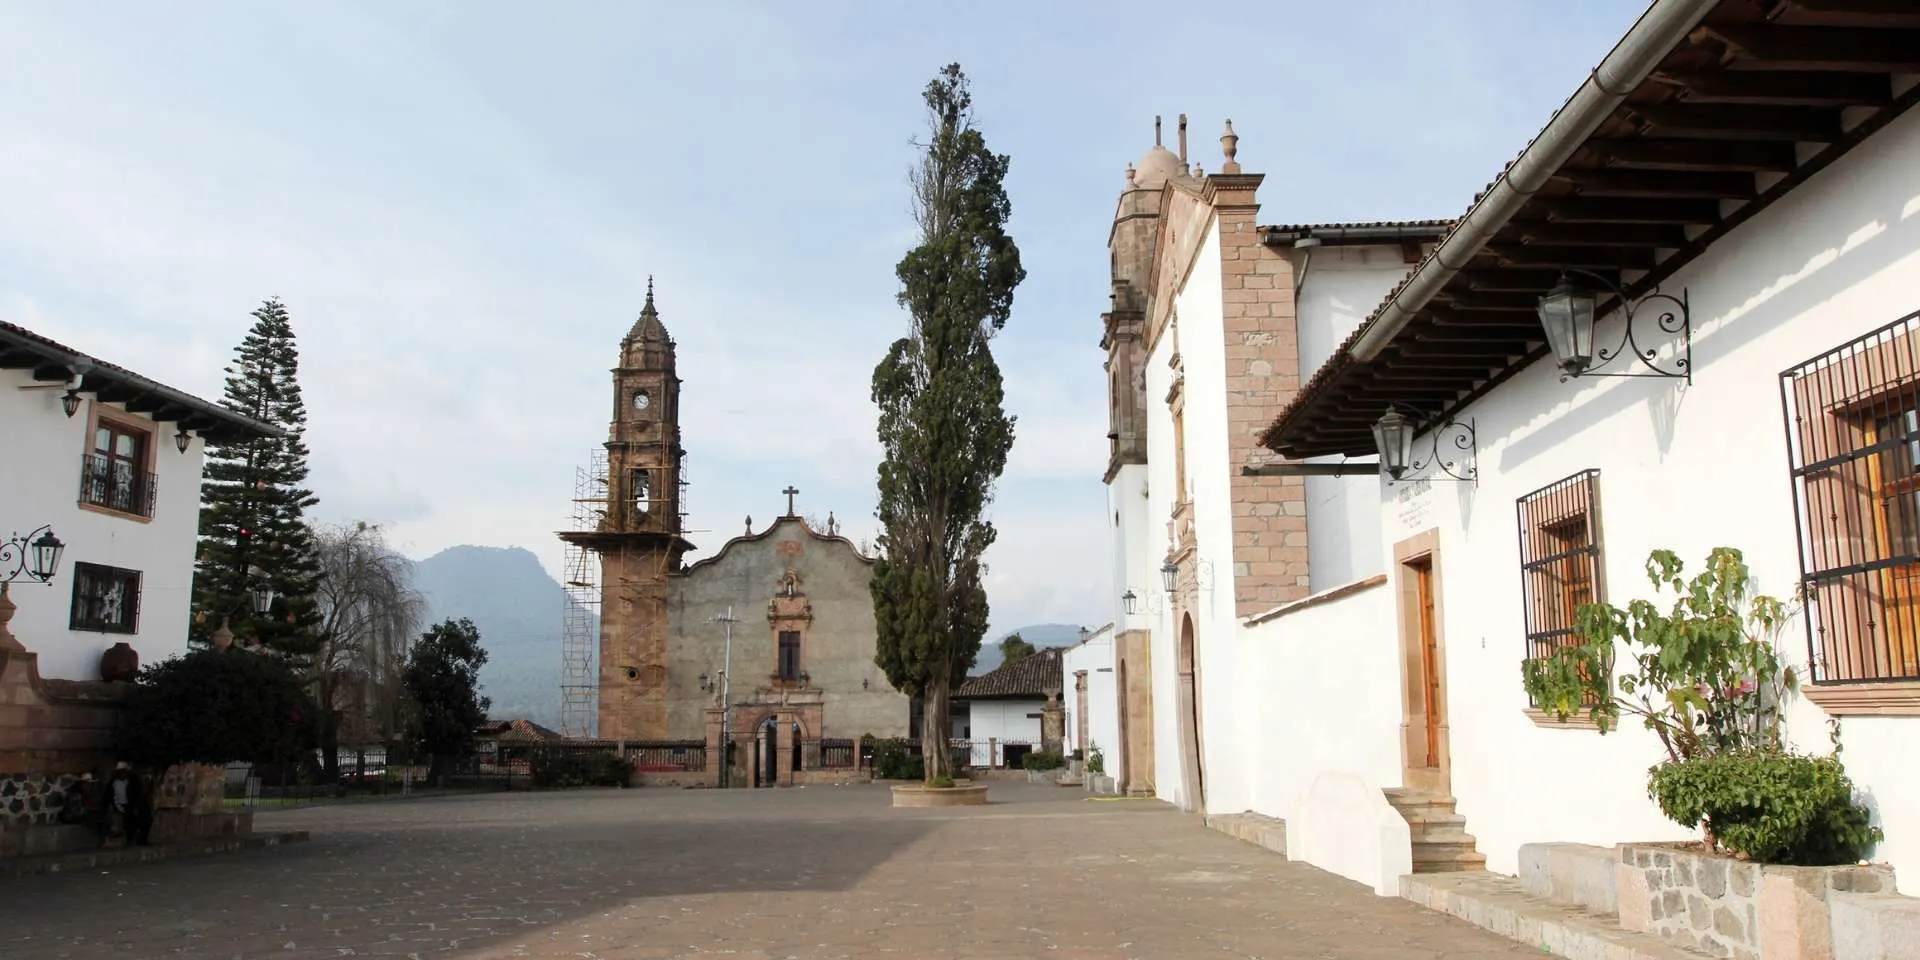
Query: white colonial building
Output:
[[0, 321, 279, 680], [1061, 623, 1119, 781], [1106, 0, 1920, 898]]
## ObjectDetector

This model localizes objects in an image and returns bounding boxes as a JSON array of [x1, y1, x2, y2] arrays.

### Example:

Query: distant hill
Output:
[[409, 545, 570, 729], [971, 622, 1092, 677]]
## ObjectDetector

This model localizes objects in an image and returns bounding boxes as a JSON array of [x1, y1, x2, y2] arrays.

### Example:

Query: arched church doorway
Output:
[[1176, 613, 1205, 811], [757, 716, 780, 788]]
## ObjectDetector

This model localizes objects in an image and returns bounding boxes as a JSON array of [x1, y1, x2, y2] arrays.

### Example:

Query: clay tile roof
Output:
[[1257, 218, 1454, 234], [956, 647, 1064, 700]]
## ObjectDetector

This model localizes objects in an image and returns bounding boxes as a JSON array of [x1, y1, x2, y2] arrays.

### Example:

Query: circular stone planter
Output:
[[890, 783, 989, 807]]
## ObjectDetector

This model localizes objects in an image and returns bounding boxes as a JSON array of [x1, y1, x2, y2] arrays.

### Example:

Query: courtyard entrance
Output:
[[0, 781, 1547, 958]]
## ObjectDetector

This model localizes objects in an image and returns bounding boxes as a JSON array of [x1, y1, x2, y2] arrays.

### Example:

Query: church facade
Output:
[[560, 284, 908, 784]]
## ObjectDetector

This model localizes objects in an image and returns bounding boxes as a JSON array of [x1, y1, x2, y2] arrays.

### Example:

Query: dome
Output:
[[1133, 145, 1182, 189]]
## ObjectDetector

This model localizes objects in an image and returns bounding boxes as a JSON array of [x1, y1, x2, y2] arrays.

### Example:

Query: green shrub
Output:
[[1087, 745, 1106, 775], [869, 737, 923, 780], [1647, 747, 1880, 865], [930, 774, 955, 788], [1021, 749, 1065, 771], [529, 748, 630, 788], [117, 648, 318, 768]]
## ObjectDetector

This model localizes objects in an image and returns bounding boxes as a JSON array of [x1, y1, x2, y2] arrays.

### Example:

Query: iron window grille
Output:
[[1780, 309, 1920, 685], [70, 562, 142, 634], [78, 454, 157, 518], [1516, 469, 1606, 703]]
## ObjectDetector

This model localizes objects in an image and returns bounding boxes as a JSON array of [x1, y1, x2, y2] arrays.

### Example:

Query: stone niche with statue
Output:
[[0, 586, 247, 859]]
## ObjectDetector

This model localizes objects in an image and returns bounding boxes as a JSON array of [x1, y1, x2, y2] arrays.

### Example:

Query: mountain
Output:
[[409, 545, 570, 729], [971, 622, 1093, 677]]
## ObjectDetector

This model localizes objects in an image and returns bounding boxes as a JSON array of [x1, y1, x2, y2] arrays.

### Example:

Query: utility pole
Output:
[[712, 606, 738, 788]]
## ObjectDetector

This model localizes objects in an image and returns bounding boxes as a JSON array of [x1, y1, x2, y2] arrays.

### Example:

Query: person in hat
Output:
[[107, 762, 132, 842]]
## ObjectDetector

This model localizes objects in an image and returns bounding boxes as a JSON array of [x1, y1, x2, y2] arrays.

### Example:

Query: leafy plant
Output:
[[117, 648, 318, 769], [1021, 749, 1065, 771], [1648, 722, 1880, 864], [529, 748, 631, 789], [868, 737, 924, 780], [1520, 547, 1795, 763], [929, 774, 956, 789], [1087, 744, 1106, 775]]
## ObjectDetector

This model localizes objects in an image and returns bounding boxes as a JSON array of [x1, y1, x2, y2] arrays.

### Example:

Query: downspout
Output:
[[1292, 237, 1319, 298], [1347, 0, 1722, 363]]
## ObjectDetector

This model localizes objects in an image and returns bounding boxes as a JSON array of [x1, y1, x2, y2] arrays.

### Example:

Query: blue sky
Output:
[[0, 0, 1648, 640]]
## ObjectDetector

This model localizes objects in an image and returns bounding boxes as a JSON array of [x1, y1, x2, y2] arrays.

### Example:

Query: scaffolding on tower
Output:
[[559, 450, 607, 739]]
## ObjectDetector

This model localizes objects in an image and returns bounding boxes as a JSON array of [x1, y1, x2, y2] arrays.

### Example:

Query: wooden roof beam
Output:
[[1544, 197, 1724, 224], [1592, 138, 1797, 171], [1652, 69, 1892, 106], [1490, 244, 1663, 270], [1704, 25, 1920, 73], [1629, 103, 1842, 142], [1555, 168, 1758, 199], [1456, 267, 1619, 291], [1771, 0, 1920, 29], [1510, 222, 1691, 246]]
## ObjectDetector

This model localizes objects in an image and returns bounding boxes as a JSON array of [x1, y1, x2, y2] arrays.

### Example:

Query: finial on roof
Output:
[[1177, 113, 1189, 163], [745, 514, 753, 534], [1154, 115, 1162, 147], [1220, 120, 1240, 174], [1126, 163, 1137, 187], [1192, 162, 1204, 177], [642, 275, 657, 316]]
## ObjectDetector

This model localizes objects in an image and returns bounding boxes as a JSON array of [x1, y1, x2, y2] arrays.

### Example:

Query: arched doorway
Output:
[[1176, 613, 1205, 811], [757, 716, 780, 788]]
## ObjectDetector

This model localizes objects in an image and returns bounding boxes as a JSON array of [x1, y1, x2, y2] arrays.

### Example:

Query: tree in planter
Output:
[[1523, 546, 1879, 862], [1522, 546, 1796, 762], [402, 618, 490, 786], [191, 298, 325, 662], [869, 63, 1025, 785], [117, 648, 318, 771]]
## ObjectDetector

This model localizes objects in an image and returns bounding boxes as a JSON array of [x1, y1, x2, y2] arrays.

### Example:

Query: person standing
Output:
[[107, 762, 132, 842], [127, 767, 156, 846]]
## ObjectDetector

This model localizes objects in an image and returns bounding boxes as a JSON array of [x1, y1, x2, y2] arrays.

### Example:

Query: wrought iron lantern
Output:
[[1160, 560, 1178, 594], [1372, 407, 1418, 480], [1536, 273, 1598, 376], [61, 388, 81, 418], [1121, 590, 1138, 615], [3, 526, 66, 585], [174, 427, 192, 454], [251, 581, 277, 615]]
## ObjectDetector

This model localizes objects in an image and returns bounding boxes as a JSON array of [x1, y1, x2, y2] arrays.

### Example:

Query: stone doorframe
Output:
[[1175, 612, 1205, 812], [1394, 528, 1452, 796]]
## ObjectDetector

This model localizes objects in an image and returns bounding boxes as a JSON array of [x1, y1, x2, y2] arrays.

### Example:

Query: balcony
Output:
[[78, 454, 157, 519]]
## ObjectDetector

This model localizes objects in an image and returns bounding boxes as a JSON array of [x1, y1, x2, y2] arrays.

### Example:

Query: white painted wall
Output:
[[1295, 247, 1412, 589], [965, 699, 1044, 767], [0, 377, 206, 681], [1062, 624, 1119, 774], [1370, 105, 1920, 889]]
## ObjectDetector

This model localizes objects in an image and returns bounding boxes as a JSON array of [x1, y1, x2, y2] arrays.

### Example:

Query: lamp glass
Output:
[[174, 428, 191, 454], [28, 530, 64, 581], [1372, 408, 1417, 480], [1121, 590, 1138, 615], [1537, 275, 1597, 375], [1160, 561, 1178, 594], [61, 390, 81, 418], [251, 583, 277, 615]]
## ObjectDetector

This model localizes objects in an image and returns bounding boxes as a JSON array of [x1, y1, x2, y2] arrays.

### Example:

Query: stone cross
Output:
[[783, 485, 800, 516]]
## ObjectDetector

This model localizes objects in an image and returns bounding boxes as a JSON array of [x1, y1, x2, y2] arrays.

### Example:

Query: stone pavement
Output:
[[0, 780, 1544, 959]]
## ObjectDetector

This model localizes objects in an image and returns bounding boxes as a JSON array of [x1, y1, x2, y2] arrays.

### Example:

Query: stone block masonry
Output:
[[1616, 842, 1897, 960]]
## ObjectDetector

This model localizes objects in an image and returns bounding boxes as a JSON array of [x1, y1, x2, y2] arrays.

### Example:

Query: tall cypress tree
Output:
[[870, 64, 1024, 783], [190, 298, 324, 662]]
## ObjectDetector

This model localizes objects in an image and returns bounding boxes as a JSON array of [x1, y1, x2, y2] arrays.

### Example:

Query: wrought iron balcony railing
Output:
[[78, 454, 157, 518]]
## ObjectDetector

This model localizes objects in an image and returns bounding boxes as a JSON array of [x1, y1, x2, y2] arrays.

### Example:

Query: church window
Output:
[[632, 470, 651, 514], [778, 630, 801, 680]]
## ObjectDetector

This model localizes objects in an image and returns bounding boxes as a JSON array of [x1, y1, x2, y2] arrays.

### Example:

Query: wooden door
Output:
[[1415, 559, 1442, 769], [1871, 408, 1920, 678]]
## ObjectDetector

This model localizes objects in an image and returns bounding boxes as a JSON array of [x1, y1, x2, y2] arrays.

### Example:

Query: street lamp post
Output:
[[712, 606, 738, 788], [0, 525, 66, 649]]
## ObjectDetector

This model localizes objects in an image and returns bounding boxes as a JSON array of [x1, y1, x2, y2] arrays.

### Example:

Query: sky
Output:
[[0, 0, 1650, 641]]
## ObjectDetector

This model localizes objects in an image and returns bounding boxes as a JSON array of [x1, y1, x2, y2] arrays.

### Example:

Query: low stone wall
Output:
[[1617, 842, 1897, 960]]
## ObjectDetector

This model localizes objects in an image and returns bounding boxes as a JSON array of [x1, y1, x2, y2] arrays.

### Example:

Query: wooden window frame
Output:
[[1782, 309, 1920, 714], [69, 561, 142, 634], [79, 404, 157, 521], [776, 629, 802, 682], [1516, 469, 1607, 729]]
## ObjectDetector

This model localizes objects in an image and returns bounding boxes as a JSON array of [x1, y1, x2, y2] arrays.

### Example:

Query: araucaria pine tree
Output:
[[191, 298, 325, 661], [870, 64, 1025, 784]]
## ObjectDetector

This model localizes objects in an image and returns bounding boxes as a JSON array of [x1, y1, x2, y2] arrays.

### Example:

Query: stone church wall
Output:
[[665, 518, 908, 742]]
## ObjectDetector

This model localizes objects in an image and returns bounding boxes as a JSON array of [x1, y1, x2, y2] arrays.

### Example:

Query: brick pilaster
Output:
[[1205, 173, 1308, 616]]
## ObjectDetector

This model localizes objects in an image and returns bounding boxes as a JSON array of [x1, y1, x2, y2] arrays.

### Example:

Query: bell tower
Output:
[[560, 278, 696, 740]]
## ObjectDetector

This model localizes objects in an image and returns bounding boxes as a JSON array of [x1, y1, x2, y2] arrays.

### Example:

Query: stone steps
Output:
[[1384, 789, 1488, 874], [1404, 871, 1717, 960]]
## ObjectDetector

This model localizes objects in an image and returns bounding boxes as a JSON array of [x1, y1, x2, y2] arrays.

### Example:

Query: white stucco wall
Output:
[[1295, 248, 1412, 589], [1372, 105, 1920, 888], [965, 698, 1044, 767], [1062, 626, 1119, 772], [0, 377, 206, 681], [1236, 581, 1404, 821]]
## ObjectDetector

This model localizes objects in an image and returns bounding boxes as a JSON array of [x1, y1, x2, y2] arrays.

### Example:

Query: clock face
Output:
[[632, 390, 651, 410]]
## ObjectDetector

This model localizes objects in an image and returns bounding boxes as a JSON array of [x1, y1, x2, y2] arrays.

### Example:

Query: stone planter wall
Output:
[[1617, 842, 1897, 960]]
